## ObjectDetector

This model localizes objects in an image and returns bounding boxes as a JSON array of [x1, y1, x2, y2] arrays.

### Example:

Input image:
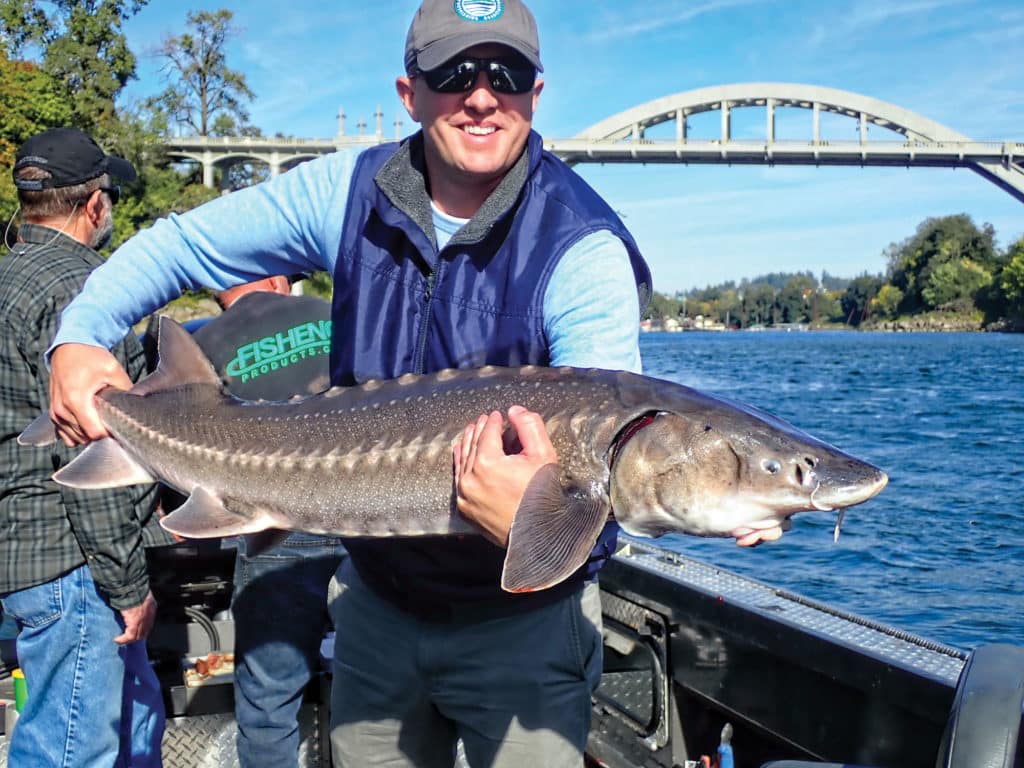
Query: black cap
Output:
[[13, 127, 136, 191]]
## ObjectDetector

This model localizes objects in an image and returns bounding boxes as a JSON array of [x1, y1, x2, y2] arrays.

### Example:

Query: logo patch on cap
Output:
[[454, 0, 504, 23]]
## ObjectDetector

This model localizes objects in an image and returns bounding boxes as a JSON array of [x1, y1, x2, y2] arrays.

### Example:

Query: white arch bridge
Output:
[[164, 83, 1024, 203]]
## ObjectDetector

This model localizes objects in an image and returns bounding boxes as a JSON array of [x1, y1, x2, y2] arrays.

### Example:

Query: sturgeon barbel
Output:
[[21, 318, 888, 593]]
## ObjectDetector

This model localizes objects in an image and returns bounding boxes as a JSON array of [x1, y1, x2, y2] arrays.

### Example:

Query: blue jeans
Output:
[[232, 532, 346, 768], [0, 564, 164, 767]]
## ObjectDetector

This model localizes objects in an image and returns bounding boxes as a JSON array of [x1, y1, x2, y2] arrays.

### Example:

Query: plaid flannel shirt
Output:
[[0, 224, 171, 610]]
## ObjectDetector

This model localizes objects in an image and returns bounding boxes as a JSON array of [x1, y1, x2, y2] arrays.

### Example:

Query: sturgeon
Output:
[[21, 318, 888, 593]]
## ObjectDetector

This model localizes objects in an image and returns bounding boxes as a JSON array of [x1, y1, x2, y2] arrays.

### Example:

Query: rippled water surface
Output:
[[640, 330, 1024, 651]]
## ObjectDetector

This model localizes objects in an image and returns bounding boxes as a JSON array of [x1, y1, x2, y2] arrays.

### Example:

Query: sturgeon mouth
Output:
[[730, 517, 792, 547], [809, 481, 834, 512]]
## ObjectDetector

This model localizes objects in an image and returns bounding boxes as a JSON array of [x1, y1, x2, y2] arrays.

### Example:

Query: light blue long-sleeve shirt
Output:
[[53, 147, 643, 373]]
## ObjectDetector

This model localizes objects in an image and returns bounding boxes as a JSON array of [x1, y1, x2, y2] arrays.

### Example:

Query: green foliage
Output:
[[921, 258, 992, 311], [43, 0, 143, 132], [79, 103, 216, 251], [0, 53, 73, 231], [0, 0, 49, 57], [1, 1, 147, 134], [222, 160, 270, 191], [886, 214, 997, 313], [151, 9, 255, 136], [840, 274, 883, 327], [1001, 238, 1024, 316], [873, 284, 904, 319], [304, 272, 334, 301], [776, 274, 816, 324], [742, 282, 778, 326], [643, 292, 682, 321]]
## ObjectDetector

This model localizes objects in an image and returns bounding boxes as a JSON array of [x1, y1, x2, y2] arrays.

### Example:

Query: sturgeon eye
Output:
[[762, 459, 782, 475]]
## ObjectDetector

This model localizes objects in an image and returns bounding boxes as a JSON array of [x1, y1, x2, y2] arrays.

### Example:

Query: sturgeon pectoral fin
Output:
[[501, 463, 611, 594], [17, 414, 58, 447], [160, 487, 263, 539], [52, 439, 156, 488]]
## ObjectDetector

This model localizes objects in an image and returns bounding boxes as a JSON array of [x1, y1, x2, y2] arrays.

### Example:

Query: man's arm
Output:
[[49, 148, 359, 445], [543, 230, 643, 371]]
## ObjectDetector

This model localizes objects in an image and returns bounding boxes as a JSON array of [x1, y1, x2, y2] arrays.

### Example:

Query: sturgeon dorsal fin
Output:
[[501, 463, 611, 593], [131, 316, 222, 396]]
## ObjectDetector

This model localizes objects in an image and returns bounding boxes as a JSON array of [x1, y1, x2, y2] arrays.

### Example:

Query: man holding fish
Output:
[[38, 2, 860, 767]]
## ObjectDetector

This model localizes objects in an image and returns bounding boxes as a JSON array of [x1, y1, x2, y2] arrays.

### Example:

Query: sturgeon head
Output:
[[608, 387, 888, 547]]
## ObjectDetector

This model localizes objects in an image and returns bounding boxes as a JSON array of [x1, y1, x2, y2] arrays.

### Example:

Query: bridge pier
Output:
[[202, 151, 215, 188]]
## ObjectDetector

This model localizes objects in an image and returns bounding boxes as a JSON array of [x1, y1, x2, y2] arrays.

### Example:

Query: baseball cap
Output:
[[13, 127, 136, 191], [405, 0, 543, 74]]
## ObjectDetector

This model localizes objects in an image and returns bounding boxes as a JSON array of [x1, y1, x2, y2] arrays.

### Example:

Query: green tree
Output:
[[921, 258, 992, 311], [0, 52, 73, 232], [717, 288, 742, 327], [222, 159, 270, 191], [841, 275, 883, 327], [0, 0, 48, 57], [151, 10, 255, 136], [97, 103, 219, 249], [743, 283, 776, 326], [777, 275, 816, 324], [1, 0, 146, 134], [44, 0, 144, 132], [873, 284, 904, 320], [643, 291, 682, 322], [1001, 237, 1024, 317], [886, 214, 996, 314]]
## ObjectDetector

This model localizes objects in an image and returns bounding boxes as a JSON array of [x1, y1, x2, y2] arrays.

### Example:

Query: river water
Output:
[[640, 330, 1024, 652]]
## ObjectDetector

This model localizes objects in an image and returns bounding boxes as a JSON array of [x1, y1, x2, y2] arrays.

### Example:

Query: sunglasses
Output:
[[415, 55, 536, 95]]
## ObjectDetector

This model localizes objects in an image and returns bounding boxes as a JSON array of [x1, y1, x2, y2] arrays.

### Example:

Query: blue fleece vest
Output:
[[332, 131, 651, 616]]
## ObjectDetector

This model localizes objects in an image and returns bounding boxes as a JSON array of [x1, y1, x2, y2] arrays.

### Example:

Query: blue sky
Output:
[[120, 0, 1024, 293]]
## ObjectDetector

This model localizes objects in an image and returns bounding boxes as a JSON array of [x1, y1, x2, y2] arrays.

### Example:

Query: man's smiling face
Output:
[[398, 44, 543, 213]]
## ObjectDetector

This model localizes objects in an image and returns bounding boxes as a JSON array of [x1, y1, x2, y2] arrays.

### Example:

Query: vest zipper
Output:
[[413, 267, 439, 374]]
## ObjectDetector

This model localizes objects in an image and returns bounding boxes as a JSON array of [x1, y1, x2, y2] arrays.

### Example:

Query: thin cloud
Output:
[[846, 0, 973, 27], [800, 0, 979, 55], [584, 0, 768, 42]]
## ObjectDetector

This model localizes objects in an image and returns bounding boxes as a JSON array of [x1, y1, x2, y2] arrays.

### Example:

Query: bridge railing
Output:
[[543, 138, 1023, 168]]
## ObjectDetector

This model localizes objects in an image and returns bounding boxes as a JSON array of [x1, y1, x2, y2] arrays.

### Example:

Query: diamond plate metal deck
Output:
[[613, 538, 966, 685]]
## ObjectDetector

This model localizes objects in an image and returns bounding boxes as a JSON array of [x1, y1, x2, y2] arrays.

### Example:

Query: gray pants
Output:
[[327, 558, 603, 767]]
